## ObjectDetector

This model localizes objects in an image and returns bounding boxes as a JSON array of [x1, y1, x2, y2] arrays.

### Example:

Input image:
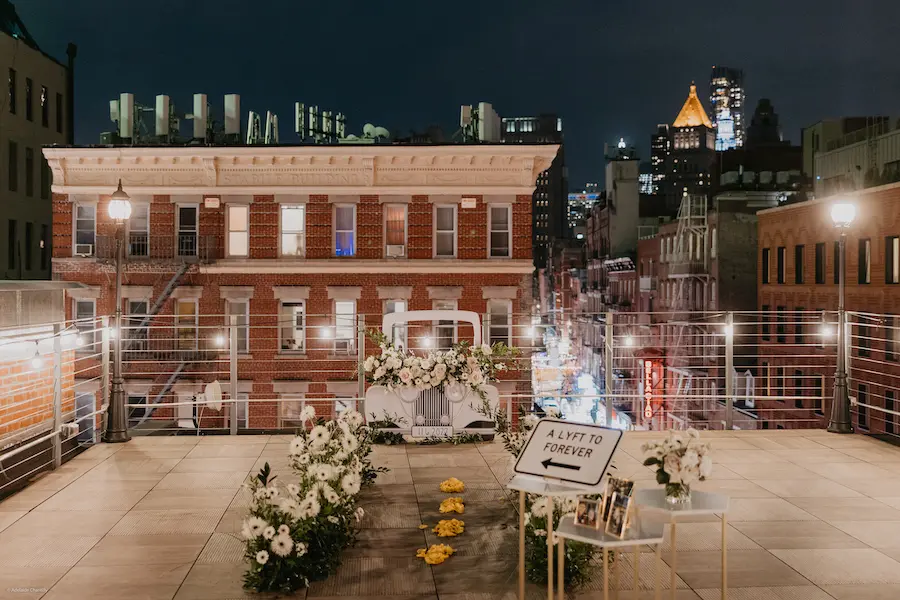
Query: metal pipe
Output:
[[51, 324, 62, 467], [230, 314, 239, 435], [724, 312, 734, 430]]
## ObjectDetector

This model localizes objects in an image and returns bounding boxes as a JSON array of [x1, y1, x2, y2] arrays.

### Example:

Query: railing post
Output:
[[100, 315, 110, 443], [604, 312, 614, 427], [357, 313, 366, 416], [229, 314, 238, 435], [724, 312, 734, 431], [52, 324, 63, 468]]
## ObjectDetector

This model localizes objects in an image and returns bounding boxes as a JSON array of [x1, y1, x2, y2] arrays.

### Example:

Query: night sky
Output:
[[16, 0, 900, 189]]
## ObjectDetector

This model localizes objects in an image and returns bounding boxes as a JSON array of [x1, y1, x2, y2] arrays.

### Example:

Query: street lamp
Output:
[[104, 179, 132, 443], [828, 201, 856, 434]]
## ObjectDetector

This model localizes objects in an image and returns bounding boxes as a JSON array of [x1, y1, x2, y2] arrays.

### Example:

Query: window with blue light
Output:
[[334, 205, 355, 256]]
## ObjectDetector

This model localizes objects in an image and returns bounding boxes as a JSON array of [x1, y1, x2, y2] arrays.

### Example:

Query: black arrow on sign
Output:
[[541, 458, 581, 471]]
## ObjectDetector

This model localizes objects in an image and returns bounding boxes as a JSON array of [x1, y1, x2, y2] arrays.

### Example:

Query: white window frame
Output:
[[74, 298, 96, 351], [488, 204, 512, 259], [278, 393, 307, 427], [175, 298, 199, 351], [73, 203, 96, 256], [333, 300, 356, 354], [127, 204, 150, 257], [334, 204, 356, 257], [383, 203, 407, 256], [279, 300, 306, 353], [384, 299, 408, 349], [486, 299, 513, 346], [226, 204, 250, 258], [226, 299, 250, 353], [433, 299, 458, 350], [434, 204, 457, 258], [234, 392, 249, 429], [176, 204, 199, 257], [126, 299, 149, 351], [279, 204, 306, 258]]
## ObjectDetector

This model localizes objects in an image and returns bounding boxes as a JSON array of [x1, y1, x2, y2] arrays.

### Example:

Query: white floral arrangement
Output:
[[641, 428, 712, 493], [241, 407, 375, 593]]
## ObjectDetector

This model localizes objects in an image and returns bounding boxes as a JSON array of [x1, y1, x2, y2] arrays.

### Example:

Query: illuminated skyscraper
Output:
[[709, 66, 745, 150], [650, 124, 671, 194]]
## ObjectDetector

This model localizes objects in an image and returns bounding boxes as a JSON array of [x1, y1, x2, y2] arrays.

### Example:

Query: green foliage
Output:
[[368, 411, 407, 446]]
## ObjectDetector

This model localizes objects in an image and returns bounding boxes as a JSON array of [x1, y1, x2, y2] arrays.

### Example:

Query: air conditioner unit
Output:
[[386, 244, 406, 258], [334, 339, 352, 354], [75, 244, 93, 256]]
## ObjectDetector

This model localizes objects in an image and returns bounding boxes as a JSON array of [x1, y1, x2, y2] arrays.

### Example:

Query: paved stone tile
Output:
[[346, 528, 428, 558], [359, 501, 421, 529], [134, 487, 238, 511], [78, 534, 209, 566], [692, 480, 775, 498], [195, 532, 244, 564], [830, 521, 900, 548], [731, 520, 868, 549], [407, 453, 489, 468], [43, 563, 191, 600], [197, 435, 270, 445], [423, 526, 515, 556], [172, 457, 259, 473], [185, 444, 266, 459], [713, 449, 788, 464], [725, 462, 820, 479], [800, 461, 896, 480], [430, 555, 518, 594], [725, 498, 817, 522], [0, 488, 58, 511], [752, 478, 862, 498], [0, 535, 101, 568], [308, 557, 436, 597], [357, 484, 418, 503], [174, 563, 286, 599], [660, 523, 760, 552], [0, 565, 69, 600], [771, 549, 900, 585], [822, 584, 900, 599], [0, 510, 26, 533], [409, 467, 499, 483], [744, 437, 829, 451], [108, 509, 224, 536], [214, 508, 245, 535], [787, 497, 900, 522], [768, 449, 862, 464], [668, 549, 809, 588], [841, 477, 900, 497], [3, 509, 125, 537], [372, 468, 414, 485], [155, 471, 249, 490], [695, 586, 834, 600], [34, 486, 148, 511]]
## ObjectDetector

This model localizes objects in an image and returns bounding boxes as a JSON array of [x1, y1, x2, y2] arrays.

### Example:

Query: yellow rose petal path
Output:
[[417, 479, 467, 563]]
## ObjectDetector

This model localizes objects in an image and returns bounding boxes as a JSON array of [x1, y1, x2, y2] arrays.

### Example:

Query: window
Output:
[[8, 140, 17, 192], [40, 224, 48, 270], [888, 316, 898, 362], [795, 307, 804, 345], [234, 393, 249, 429], [7, 220, 16, 270], [40, 85, 48, 127], [859, 323, 871, 357], [74, 204, 96, 255], [226, 300, 250, 353], [487, 299, 512, 346], [886, 389, 896, 435], [761, 305, 770, 340], [794, 245, 804, 284], [711, 227, 717, 259], [813, 375, 824, 416], [128, 205, 149, 256], [815, 243, 825, 284], [859, 238, 871, 284], [24, 78, 32, 121], [833, 241, 840, 284], [761, 248, 770, 284], [775, 367, 784, 401], [226, 204, 249, 257], [24, 147, 33, 197], [334, 300, 356, 353], [74, 299, 96, 351], [858, 384, 869, 430], [433, 299, 457, 350], [489, 205, 512, 258], [384, 204, 406, 254], [126, 300, 149, 351], [24, 222, 32, 270], [776, 247, 785, 283], [776, 306, 786, 343], [762, 361, 769, 395], [127, 395, 147, 427], [175, 300, 198, 351], [435, 205, 456, 257], [334, 205, 355, 257], [40, 157, 50, 200], [177, 205, 198, 257], [887, 237, 899, 284], [7, 68, 15, 114], [55, 92, 63, 134], [279, 394, 308, 428], [280, 205, 305, 257], [280, 302, 306, 352], [384, 299, 407, 348], [794, 370, 804, 408]]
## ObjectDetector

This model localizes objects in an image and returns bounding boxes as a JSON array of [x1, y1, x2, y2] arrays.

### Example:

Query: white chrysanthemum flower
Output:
[[355, 507, 365, 522], [340, 434, 358, 453], [265, 487, 279, 500], [481, 343, 492, 355], [295, 452, 311, 465], [278, 524, 290, 536], [364, 356, 376, 372], [341, 473, 361, 496], [289, 437, 306, 456], [309, 425, 331, 447], [327, 515, 339, 524], [254, 488, 267, 500], [241, 522, 254, 540], [247, 516, 267, 537], [300, 405, 316, 422], [299, 496, 321, 519], [262, 526, 276, 540], [309, 463, 333, 482], [255, 550, 269, 565], [533, 529, 547, 537], [523, 414, 539, 429], [271, 534, 294, 557], [287, 483, 300, 496], [295, 542, 308, 557]]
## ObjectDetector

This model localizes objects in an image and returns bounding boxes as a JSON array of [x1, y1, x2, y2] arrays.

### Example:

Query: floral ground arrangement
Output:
[[416, 478, 468, 565], [241, 408, 379, 594]]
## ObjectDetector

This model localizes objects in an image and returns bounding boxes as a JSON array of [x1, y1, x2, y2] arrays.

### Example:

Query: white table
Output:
[[634, 489, 730, 600], [556, 517, 665, 600]]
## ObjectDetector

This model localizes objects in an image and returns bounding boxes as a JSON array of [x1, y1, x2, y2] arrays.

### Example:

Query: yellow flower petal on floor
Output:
[[418, 523, 429, 530], [432, 518, 465, 537], [416, 544, 456, 564], [439, 497, 465, 514], [439, 477, 466, 493]]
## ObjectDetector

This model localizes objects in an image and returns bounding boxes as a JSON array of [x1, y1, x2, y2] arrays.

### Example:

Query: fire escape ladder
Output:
[[145, 262, 191, 324], [136, 361, 187, 425]]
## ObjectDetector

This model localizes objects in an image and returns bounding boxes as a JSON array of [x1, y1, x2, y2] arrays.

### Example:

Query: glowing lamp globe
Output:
[[830, 202, 856, 228], [108, 180, 132, 221]]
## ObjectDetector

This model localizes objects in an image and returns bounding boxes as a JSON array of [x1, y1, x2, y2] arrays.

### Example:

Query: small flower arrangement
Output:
[[416, 544, 455, 564], [433, 518, 465, 537], [641, 428, 712, 505], [439, 497, 465, 514], [439, 477, 465, 493]]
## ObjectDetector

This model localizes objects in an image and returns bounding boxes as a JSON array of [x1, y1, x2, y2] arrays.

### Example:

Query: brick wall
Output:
[[0, 352, 75, 443]]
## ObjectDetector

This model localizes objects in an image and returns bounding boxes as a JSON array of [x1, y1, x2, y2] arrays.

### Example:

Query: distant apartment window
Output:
[[126, 300, 149, 351], [40, 224, 48, 270], [24, 222, 32, 270], [73, 204, 96, 256], [175, 299, 198, 351], [7, 219, 16, 270], [40, 157, 50, 199], [858, 384, 869, 430], [858, 323, 871, 357], [128, 205, 149, 256], [334, 300, 356, 353], [761, 248, 770, 284], [886, 236, 899, 284], [761, 304, 770, 340], [55, 92, 63, 134], [776, 246, 785, 283], [226, 204, 249, 257], [7, 68, 15, 114], [279, 301, 306, 352], [775, 366, 785, 400], [8, 140, 17, 192], [24, 78, 32, 121], [435, 205, 457, 257], [833, 241, 840, 284], [795, 307, 805, 345], [487, 299, 512, 346], [776, 306, 786, 343], [40, 85, 48, 127], [433, 299, 457, 350], [794, 369, 804, 409], [489, 205, 512, 258], [74, 299, 96, 350], [384, 299, 407, 348], [226, 300, 250, 353], [794, 245, 804, 284], [280, 205, 305, 257], [334, 205, 356, 257], [24, 147, 34, 197], [815, 242, 825, 284], [859, 239, 871, 284], [762, 361, 769, 395], [813, 375, 824, 416], [886, 389, 896, 435], [384, 204, 406, 253], [887, 316, 898, 362]]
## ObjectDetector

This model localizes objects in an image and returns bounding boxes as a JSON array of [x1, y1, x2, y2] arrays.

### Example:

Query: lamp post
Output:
[[828, 201, 856, 434], [103, 180, 132, 443]]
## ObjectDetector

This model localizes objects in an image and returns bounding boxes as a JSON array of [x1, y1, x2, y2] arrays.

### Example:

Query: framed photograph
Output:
[[605, 492, 632, 538], [573, 497, 601, 529], [601, 476, 634, 522]]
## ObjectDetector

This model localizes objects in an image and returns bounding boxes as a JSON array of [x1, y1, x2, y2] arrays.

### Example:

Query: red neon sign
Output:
[[643, 359, 654, 419]]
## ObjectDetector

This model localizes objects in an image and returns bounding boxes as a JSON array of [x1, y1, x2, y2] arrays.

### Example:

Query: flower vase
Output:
[[665, 483, 691, 506]]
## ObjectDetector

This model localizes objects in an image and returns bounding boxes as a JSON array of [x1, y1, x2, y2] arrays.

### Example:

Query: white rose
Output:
[[699, 454, 713, 478], [469, 370, 484, 385], [364, 356, 376, 372], [374, 367, 386, 380], [481, 344, 492, 355]]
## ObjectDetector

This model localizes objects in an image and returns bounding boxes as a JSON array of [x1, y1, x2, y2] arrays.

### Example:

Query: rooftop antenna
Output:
[[246, 111, 261, 144], [264, 111, 279, 144]]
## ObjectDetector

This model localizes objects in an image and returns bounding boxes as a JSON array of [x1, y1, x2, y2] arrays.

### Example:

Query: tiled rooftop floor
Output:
[[2, 430, 900, 599]]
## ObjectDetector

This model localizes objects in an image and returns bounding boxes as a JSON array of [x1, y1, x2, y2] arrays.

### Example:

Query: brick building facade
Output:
[[44, 144, 558, 429]]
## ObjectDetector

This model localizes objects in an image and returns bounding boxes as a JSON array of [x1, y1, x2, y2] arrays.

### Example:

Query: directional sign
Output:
[[514, 419, 623, 488]]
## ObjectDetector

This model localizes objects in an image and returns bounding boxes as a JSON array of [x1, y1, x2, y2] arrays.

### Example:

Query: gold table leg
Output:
[[603, 547, 609, 600], [547, 497, 554, 600], [669, 521, 677, 600], [655, 543, 662, 600], [722, 513, 728, 600], [519, 491, 525, 600], [558, 535, 565, 600], [633, 544, 640, 600]]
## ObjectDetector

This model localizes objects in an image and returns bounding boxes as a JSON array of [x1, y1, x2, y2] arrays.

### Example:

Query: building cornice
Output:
[[43, 145, 559, 196], [198, 259, 535, 275]]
